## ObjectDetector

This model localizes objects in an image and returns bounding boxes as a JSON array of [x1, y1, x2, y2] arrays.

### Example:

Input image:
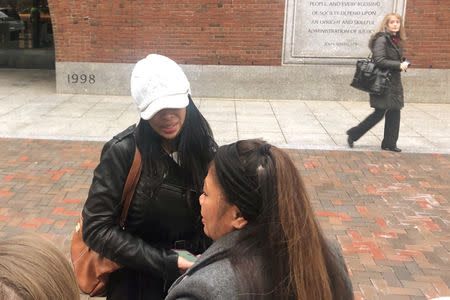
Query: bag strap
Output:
[[384, 35, 402, 59], [119, 143, 142, 230]]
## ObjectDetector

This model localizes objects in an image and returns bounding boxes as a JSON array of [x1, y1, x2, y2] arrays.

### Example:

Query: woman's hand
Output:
[[177, 256, 195, 274], [400, 62, 409, 71]]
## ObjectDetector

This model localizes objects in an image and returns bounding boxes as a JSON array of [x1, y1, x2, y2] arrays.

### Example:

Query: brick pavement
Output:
[[0, 138, 449, 299]]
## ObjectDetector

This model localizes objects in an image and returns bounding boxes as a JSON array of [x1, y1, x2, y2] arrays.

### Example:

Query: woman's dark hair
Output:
[[135, 95, 217, 193], [212, 139, 351, 300]]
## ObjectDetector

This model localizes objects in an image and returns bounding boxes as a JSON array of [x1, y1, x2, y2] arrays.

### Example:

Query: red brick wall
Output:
[[403, 0, 450, 69], [48, 0, 285, 65], [48, 0, 448, 68]]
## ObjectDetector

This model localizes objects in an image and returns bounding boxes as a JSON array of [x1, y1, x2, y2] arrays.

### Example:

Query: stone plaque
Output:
[[283, 0, 407, 64]]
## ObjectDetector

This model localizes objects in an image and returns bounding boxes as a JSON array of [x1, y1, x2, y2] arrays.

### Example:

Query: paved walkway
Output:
[[0, 69, 449, 153], [0, 69, 449, 299], [0, 138, 448, 299]]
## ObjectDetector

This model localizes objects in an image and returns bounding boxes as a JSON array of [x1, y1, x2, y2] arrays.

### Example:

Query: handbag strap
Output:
[[119, 143, 142, 230], [385, 35, 402, 59]]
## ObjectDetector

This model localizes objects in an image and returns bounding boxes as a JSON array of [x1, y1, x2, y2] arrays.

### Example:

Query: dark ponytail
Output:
[[213, 139, 350, 299]]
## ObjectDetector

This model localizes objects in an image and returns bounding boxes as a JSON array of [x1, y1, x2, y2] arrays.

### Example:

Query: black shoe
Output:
[[381, 146, 402, 152], [347, 135, 354, 148]]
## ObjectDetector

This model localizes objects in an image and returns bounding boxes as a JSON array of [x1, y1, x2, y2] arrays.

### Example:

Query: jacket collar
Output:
[[168, 230, 241, 292], [193, 230, 239, 266], [184, 230, 241, 277], [383, 31, 402, 58], [386, 36, 402, 58]]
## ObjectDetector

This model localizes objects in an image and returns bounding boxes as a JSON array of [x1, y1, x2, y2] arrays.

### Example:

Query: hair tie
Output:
[[260, 144, 272, 156]]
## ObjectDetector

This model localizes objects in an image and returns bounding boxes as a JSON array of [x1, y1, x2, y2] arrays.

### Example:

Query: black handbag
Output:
[[350, 57, 391, 96]]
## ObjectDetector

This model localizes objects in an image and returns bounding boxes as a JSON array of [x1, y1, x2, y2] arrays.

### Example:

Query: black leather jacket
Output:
[[82, 125, 209, 299]]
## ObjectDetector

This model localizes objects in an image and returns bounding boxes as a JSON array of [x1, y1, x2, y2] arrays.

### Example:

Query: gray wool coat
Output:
[[165, 230, 354, 300], [369, 32, 404, 110], [165, 230, 241, 300]]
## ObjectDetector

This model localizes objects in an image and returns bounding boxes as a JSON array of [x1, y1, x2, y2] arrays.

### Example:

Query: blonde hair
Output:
[[371, 13, 407, 45], [0, 233, 80, 300]]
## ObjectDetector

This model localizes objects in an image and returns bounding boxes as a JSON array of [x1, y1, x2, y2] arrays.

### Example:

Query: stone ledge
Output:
[[56, 62, 449, 103]]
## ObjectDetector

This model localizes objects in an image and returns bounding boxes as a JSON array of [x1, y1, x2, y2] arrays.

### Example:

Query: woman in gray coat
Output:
[[347, 13, 409, 152], [166, 139, 354, 300]]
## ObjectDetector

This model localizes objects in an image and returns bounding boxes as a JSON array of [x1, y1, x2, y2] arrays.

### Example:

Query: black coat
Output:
[[82, 125, 210, 299], [369, 32, 404, 110]]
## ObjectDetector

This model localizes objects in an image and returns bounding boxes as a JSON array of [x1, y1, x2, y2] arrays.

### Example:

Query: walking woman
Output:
[[166, 139, 354, 300], [347, 13, 409, 152], [82, 54, 217, 299]]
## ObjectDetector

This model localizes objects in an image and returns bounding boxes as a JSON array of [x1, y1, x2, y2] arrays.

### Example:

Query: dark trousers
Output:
[[347, 108, 400, 148]]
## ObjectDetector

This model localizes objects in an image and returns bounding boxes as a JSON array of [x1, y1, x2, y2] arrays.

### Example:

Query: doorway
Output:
[[0, 0, 54, 69]]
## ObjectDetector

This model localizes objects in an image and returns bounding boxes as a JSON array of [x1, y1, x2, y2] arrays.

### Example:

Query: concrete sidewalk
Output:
[[1, 68, 449, 153]]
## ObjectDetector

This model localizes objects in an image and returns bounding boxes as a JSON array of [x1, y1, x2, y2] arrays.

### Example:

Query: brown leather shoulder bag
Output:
[[70, 144, 142, 297]]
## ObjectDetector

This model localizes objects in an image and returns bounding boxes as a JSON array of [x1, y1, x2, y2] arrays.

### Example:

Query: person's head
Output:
[[201, 139, 349, 299], [132, 54, 217, 191], [199, 162, 248, 241], [385, 14, 401, 33], [131, 54, 190, 143], [201, 139, 314, 241], [376, 13, 406, 41], [0, 233, 80, 300]]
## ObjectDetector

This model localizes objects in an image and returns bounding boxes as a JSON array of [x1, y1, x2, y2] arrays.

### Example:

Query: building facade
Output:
[[8, 0, 450, 101]]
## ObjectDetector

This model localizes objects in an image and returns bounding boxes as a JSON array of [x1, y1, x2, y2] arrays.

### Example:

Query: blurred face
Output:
[[386, 16, 401, 33], [199, 167, 240, 241], [148, 108, 186, 140]]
